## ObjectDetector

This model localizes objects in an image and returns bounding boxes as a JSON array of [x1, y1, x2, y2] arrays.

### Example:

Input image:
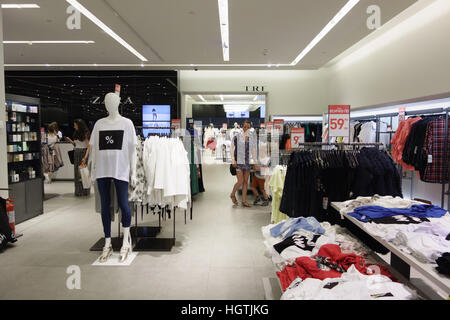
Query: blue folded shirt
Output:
[[348, 204, 448, 222], [270, 216, 325, 239]]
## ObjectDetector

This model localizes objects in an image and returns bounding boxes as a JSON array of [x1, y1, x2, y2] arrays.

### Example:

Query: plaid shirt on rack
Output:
[[422, 116, 450, 183]]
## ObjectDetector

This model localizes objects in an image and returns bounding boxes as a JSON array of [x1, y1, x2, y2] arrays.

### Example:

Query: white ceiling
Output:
[[1, 0, 418, 69]]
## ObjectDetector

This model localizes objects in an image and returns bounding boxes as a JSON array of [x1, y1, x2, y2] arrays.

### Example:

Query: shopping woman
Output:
[[43, 122, 60, 183], [230, 120, 257, 207], [65, 119, 91, 197]]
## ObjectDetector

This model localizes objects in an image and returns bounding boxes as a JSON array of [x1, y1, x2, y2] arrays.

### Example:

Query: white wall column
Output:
[[0, 9, 8, 199]]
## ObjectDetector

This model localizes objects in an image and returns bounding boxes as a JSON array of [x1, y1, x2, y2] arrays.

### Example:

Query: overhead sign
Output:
[[328, 105, 350, 137], [291, 128, 305, 148]]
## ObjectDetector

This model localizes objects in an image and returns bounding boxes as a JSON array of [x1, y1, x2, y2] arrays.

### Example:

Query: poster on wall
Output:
[[142, 105, 171, 136], [328, 105, 350, 137]]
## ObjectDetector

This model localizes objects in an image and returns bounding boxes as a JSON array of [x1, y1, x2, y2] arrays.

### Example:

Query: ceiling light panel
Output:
[[198, 95, 207, 102], [218, 0, 229, 61], [291, 0, 360, 65], [1, 4, 40, 8], [65, 0, 148, 62], [4, 41, 95, 44]]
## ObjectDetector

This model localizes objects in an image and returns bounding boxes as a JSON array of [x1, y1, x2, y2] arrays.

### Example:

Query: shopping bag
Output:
[[79, 165, 92, 189], [68, 150, 74, 165]]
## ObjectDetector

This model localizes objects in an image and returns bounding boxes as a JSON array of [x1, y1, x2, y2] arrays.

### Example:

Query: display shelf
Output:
[[8, 177, 42, 185], [5, 93, 43, 225]]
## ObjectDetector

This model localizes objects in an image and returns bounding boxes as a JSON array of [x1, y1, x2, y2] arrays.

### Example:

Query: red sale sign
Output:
[[274, 119, 284, 133], [115, 84, 121, 96], [266, 122, 273, 131], [291, 128, 305, 148], [172, 119, 181, 129], [328, 105, 350, 137], [260, 123, 265, 128], [399, 107, 406, 121]]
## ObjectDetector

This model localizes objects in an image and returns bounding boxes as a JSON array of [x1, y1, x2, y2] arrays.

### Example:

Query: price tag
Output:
[[328, 105, 350, 137], [291, 128, 305, 148], [172, 119, 181, 130], [260, 123, 265, 128], [115, 84, 121, 96], [399, 107, 406, 121], [266, 122, 273, 131], [274, 119, 284, 134], [222, 123, 227, 130]]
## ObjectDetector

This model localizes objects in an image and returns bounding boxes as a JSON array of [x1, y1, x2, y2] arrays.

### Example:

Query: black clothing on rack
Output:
[[279, 148, 402, 223]]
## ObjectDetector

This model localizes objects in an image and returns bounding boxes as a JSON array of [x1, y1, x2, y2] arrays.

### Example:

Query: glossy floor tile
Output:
[[0, 163, 275, 300]]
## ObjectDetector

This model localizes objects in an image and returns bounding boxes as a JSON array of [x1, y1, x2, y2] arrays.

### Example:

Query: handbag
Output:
[[229, 164, 236, 176], [68, 150, 74, 165], [79, 165, 92, 189]]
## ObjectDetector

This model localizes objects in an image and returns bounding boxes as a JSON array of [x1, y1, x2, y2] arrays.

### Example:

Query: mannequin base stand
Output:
[[131, 204, 176, 252], [90, 237, 124, 252]]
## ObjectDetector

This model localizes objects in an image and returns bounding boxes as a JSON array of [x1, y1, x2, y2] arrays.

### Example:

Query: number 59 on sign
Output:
[[328, 105, 350, 137]]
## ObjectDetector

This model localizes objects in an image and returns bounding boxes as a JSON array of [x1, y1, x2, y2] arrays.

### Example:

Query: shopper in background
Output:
[[43, 122, 60, 183], [65, 119, 91, 196], [230, 120, 257, 207]]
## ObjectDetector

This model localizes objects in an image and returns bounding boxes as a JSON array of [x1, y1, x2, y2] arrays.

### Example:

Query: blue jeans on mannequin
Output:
[[96, 178, 132, 238]]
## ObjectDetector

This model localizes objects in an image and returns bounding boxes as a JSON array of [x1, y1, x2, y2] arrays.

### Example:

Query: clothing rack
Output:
[[130, 126, 192, 251], [351, 107, 449, 209]]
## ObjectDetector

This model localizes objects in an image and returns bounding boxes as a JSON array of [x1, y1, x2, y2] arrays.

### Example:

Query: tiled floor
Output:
[[0, 163, 275, 300]]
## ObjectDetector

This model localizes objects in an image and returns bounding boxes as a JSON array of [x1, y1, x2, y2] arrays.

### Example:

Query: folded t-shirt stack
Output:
[[276, 244, 396, 291], [348, 204, 448, 223], [435, 253, 450, 275]]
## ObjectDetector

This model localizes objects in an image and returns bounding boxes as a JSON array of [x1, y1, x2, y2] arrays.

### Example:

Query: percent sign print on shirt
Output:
[[99, 130, 124, 150], [328, 105, 351, 137]]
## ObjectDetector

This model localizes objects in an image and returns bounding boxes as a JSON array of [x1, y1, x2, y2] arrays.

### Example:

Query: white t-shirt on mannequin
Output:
[[89, 116, 137, 182]]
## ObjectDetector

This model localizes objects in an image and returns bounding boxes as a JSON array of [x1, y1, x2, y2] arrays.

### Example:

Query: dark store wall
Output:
[[5, 70, 179, 136]]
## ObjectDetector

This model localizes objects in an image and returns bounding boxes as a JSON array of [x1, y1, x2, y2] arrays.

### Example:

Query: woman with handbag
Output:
[[230, 120, 257, 207], [65, 119, 91, 196]]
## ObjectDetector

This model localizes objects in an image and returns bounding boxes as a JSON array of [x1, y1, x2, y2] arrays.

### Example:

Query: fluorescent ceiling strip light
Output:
[[1, 4, 40, 8], [253, 95, 258, 101], [291, 0, 360, 65], [198, 95, 206, 102], [218, 0, 230, 61], [65, 0, 148, 62], [220, 95, 224, 101], [4, 40, 95, 44], [4, 63, 291, 67]]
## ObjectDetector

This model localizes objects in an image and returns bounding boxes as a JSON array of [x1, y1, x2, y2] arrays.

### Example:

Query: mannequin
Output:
[[89, 92, 137, 263]]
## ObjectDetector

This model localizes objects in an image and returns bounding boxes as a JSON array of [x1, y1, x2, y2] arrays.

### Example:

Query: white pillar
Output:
[[0, 9, 8, 199]]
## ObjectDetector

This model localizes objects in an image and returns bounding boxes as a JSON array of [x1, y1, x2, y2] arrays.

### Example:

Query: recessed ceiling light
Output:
[[218, 0, 229, 61], [1, 4, 40, 8], [220, 95, 224, 101], [3, 40, 95, 44], [253, 95, 258, 101], [65, 0, 148, 62], [291, 0, 360, 65]]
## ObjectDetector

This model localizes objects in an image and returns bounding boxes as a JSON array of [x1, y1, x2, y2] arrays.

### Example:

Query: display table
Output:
[[330, 201, 450, 299]]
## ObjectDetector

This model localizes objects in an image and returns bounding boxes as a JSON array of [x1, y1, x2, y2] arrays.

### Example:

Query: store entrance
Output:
[[185, 93, 266, 204]]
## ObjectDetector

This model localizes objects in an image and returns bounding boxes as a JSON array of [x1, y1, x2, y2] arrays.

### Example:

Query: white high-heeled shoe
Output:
[[119, 229, 132, 263], [99, 246, 113, 263]]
